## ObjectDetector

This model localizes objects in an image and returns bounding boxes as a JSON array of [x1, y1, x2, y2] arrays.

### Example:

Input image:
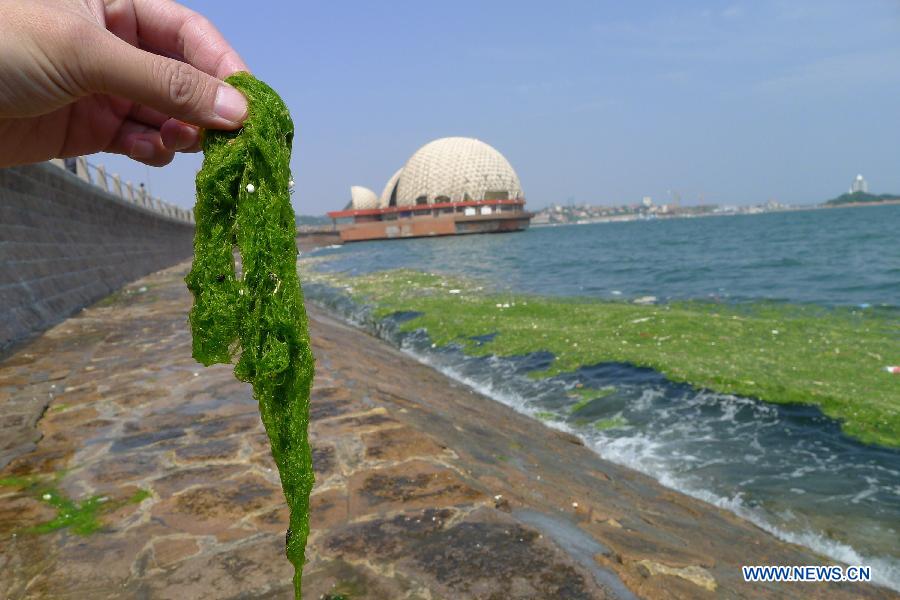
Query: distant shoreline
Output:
[[531, 200, 898, 227], [822, 198, 900, 209]]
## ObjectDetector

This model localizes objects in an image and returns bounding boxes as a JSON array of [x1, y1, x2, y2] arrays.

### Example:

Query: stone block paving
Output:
[[0, 264, 893, 599]]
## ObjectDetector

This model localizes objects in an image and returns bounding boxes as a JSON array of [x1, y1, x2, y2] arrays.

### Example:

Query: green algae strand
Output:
[[185, 73, 314, 598]]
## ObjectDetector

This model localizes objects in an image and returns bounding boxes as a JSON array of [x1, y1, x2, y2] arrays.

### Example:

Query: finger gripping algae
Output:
[[185, 73, 314, 598]]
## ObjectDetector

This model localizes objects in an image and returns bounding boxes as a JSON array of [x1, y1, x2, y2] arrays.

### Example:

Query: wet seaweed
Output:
[[0, 475, 149, 536], [186, 73, 314, 598]]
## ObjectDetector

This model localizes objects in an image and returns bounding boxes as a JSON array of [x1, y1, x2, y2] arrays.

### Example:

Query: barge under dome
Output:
[[334, 137, 532, 242]]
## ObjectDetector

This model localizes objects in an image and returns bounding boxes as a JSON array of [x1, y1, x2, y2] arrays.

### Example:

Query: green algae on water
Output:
[[301, 266, 900, 448], [569, 387, 616, 413], [593, 416, 628, 431], [185, 73, 314, 598]]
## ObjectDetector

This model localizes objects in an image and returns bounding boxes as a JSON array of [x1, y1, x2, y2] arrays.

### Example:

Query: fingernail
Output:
[[215, 84, 248, 124], [174, 124, 198, 151], [130, 139, 154, 160]]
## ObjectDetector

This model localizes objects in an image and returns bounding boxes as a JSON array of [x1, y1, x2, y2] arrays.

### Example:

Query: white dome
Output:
[[350, 186, 378, 210], [379, 168, 403, 208], [391, 137, 522, 207]]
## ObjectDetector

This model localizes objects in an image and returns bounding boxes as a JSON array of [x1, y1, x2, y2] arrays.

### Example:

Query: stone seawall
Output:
[[0, 162, 195, 351]]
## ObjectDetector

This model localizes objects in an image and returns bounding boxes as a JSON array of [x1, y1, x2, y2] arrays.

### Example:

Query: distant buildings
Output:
[[850, 174, 868, 194], [531, 196, 799, 226], [826, 175, 899, 206]]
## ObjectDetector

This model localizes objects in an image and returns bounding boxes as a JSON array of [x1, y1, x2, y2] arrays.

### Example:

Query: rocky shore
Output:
[[0, 263, 894, 599]]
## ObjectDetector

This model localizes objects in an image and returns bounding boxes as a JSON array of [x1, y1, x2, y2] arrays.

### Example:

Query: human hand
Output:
[[0, 0, 249, 167]]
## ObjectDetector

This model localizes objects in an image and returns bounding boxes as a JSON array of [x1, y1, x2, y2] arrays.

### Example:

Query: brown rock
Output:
[[348, 460, 485, 515], [134, 536, 294, 599], [150, 464, 247, 497], [316, 407, 402, 435], [250, 504, 290, 534], [303, 558, 418, 600], [47, 369, 70, 381], [362, 426, 446, 462], [192, 412, 261, 439], [309, 389, 358, 421], [634, 559, 717, 593], [152, 537, 200, 568], [309, 488, 349, 532], [0, 494, 57, 535], [174, 438, 241, 463], [312, 443, 338, 478], [151, 474, 283, 536], [17, 530, 149, 596], [215, 524, 259, 544], [5, 446, 72, 476], [323, 507, 607, 599], [88, 452, 164, 486]]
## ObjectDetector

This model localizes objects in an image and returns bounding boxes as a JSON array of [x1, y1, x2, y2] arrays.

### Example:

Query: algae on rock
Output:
[[185, 72, 314, 598]]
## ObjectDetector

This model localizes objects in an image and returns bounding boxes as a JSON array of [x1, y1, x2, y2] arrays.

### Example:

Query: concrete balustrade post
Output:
[[112, 174, 123, 199], [75, 157, 91, 183], [95, 165, 109, 192]]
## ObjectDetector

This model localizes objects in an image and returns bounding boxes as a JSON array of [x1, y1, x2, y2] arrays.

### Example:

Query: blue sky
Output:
[[98, 0, 900, 212]]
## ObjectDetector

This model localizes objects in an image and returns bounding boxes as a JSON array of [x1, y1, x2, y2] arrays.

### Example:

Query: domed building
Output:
[[330, 137, 531, 242], [349, 186, 379, 210], [379, 168, 404, 208]]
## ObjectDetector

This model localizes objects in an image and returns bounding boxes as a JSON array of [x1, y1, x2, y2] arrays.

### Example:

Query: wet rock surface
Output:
[[0, 263, 895, 599]]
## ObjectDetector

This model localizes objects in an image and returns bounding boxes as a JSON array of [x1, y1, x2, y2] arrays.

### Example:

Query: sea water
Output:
[[306, 204, 900, 590]]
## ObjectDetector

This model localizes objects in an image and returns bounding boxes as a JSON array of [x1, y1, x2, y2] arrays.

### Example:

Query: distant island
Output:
[[825, 191, 900, 206]]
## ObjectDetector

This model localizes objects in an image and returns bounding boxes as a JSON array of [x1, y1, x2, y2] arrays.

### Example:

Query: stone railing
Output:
[[49, 157, 194, 224]]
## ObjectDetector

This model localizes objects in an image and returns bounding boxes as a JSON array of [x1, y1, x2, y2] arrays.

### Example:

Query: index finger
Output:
[[131, 0, 249, 79]]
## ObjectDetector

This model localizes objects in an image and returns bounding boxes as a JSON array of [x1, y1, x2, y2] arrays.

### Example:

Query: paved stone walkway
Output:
[[0, 264, 894, 599]]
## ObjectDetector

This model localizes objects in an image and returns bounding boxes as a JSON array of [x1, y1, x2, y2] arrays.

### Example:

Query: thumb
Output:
[[85, 35, 247, 130]]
